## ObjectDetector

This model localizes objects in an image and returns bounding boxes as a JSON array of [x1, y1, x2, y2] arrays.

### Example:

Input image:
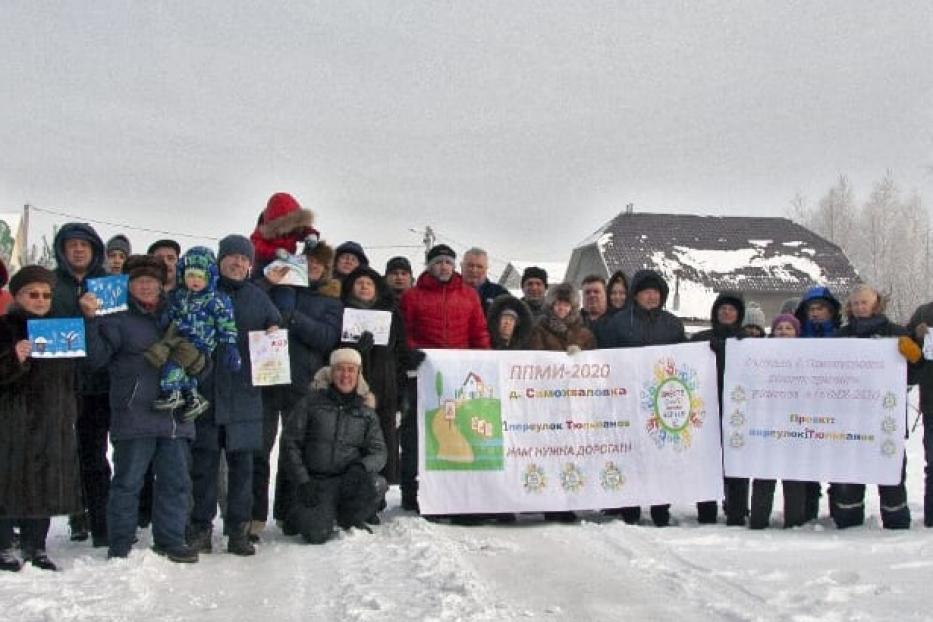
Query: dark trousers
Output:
[[253, 392, 284, 522], [399, 378, 419, 502], [924, 411, 933, 525], [108, 437, 191, 557], [379, 408, 400, 486], [0, 519, 50, 555], [288, 470, 387, 544], [191, 432, 253, 535], [74, 393, 112, 539], [829, 457, 910, 529]]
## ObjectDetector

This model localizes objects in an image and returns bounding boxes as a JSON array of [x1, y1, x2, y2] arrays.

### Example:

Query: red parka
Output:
[[400, 271, 490, 350]]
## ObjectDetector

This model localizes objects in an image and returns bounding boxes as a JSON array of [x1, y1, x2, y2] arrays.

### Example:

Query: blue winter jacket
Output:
[[85, 297, 199, 441]]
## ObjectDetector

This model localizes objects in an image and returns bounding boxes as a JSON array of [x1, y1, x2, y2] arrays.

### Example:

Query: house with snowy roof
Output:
[[498, 260, 568, 297], [564, 208, 861, 322]]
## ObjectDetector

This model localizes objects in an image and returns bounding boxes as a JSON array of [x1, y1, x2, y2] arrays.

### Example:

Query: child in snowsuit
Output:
[[151, 247, 240, 420]]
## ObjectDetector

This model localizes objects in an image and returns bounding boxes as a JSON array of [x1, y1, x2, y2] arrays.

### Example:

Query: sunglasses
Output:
[[26, 291, 53, 300]]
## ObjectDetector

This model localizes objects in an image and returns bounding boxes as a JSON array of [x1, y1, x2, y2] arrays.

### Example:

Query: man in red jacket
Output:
[[398, 244, 490, 513]]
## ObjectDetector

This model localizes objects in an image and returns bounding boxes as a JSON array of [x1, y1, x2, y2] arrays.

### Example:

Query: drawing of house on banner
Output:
[[455, 371, 494, 400]]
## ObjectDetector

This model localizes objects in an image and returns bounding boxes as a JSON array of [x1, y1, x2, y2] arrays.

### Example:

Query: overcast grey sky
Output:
[[2, 1, 931, 273]]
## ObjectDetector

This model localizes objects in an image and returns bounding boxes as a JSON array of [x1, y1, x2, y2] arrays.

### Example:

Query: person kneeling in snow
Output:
[[281, 348, 387, 544]]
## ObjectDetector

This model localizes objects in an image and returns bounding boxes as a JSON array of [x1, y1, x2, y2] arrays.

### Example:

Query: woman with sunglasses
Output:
[[0, 266, 83, 572]]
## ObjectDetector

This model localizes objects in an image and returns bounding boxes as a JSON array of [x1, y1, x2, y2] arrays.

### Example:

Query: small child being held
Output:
[[152, 246, 240, 420]]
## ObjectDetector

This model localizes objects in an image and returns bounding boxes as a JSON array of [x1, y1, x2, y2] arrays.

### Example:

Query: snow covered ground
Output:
[[5, 425, 933, 621]]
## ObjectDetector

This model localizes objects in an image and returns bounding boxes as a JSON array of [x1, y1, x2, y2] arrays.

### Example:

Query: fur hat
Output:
[[303, 239, 334, 268], [334, 241, 369, 267], [311, 365, 376, 408], [545, 283, 580, 309], [147, 239, 181, 257], [426, 244, 456, 265], [123, 254, 167, 284], [521, 266, 548, 287], [218, 234, 255, 264], [330, 347, 362, 368], [106, 234, 132, 256], [771, 313, 801, 336], [9, 265, 55, 296]]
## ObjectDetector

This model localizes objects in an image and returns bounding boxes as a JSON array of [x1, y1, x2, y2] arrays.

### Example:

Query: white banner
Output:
[[417, 343, 723, 514], [722, 339, 906, 485]]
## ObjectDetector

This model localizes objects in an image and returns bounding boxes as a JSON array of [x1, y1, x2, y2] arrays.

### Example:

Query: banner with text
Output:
[[417, 343, 723, 514], [722, 339, 906, 485]]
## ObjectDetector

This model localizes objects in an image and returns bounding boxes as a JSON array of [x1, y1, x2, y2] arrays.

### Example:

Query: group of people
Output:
[[2, 191, 933, 573]]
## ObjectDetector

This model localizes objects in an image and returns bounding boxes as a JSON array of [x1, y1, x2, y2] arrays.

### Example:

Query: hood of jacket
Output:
[[176, 246, 219, 294], [487, 294, 533, 348], [629, 270, 670, 308], [710, 291, 746, 329], [311, 365, 377, 409], [341, 265, 394, 311], [795, 285, 842, 328], [53, 223, 106, 279]]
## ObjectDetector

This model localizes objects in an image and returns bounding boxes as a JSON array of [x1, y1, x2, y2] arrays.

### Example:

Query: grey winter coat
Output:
[[196, 275, 281, 452], [281, 378, 387, 485]]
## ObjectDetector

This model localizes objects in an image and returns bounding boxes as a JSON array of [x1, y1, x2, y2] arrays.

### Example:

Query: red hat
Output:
[[263, 193, 301, 223]]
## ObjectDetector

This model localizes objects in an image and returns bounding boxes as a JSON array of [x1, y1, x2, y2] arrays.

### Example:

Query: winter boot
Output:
[[69, 512, 90, 542], [153, 390, 183, 411], [696, 501, 718, 524], [25, 550, 58, 572], [650, 505, 671, 527], [227, 525, 256, 557], [248, 520, 265, 543], [180, 390, 210, 422], [0, 549, 22, 572], [187, 525, 213, 554], [400, 489, 419, 513], [151, 543, 199, 564]]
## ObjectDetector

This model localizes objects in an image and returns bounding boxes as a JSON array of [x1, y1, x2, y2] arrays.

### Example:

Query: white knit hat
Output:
[[329, 347, 362, 367]]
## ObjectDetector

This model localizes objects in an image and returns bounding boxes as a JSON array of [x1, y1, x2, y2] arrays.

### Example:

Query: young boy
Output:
[[152, 246, 240, 420]]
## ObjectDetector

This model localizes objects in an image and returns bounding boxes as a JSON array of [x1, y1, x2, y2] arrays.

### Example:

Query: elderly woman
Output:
[[81, 255, 204, 563], [0, 266, 83, 572]]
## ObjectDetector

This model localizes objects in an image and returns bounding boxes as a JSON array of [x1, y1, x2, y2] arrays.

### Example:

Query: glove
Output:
[[297, 481, 317, 507], [898, 335, 922, 364], [303, 232, 319, 250], [566, 344, 582, 356], [223, 345, 242, 372], [408, 349, 426, 371], [357, 331, 375, 353], [270, 286, 297, 316], [734, 330, 747, 340]]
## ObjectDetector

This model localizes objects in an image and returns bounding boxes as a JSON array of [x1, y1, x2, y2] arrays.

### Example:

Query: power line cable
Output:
[[28, 204, 220, 241]]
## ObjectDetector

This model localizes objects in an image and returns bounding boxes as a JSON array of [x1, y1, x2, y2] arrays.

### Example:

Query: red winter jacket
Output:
[[400, 272, 490, 350]]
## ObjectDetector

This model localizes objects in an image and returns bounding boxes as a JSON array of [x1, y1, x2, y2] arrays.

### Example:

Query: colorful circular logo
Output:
[[641, 357, 706, 451]]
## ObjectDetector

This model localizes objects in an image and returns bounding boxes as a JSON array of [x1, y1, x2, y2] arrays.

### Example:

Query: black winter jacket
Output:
[[596, 270, 686, 348], [281, 386, 387, 484]]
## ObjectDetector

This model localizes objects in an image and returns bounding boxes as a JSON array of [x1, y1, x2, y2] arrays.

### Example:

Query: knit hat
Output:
[[426, 244, 456, 266], [218, 234, 255, 264], [106, 234, 132, 257], [385, 256, 412, 274], [632, 274, 665, 296], [330, 347, 362, 368], [123, 254, 167, 284], [9, 265, 56, 296], [335, 241, 369, 267], [771, 313, 801, 336], [147, 239, 181, 257], [499, 307, 519, 321], [743, 303, 766, 329], [0, 257, 8, 289], [545, 283, 580, 309], [521, 266, 548, 287]]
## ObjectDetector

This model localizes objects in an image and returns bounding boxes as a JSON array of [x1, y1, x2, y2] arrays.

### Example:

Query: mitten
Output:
[[898, 335, 922, 364], [566, 344, 582, 356], [303, 232, 319, 250], [223, 345, 242, 372], [297, 481, 317, 507], [357, 331, 375, 353], [144, 341, 172, 369], [408, 349, 426, 371], [170, 339, 205, 374]]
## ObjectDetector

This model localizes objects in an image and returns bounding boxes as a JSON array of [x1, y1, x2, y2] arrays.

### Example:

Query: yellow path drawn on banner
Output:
[[431, 408, 474, 463]]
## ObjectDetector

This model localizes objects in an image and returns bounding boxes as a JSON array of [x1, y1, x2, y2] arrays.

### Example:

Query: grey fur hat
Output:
[[545, 283, 580, 310]]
